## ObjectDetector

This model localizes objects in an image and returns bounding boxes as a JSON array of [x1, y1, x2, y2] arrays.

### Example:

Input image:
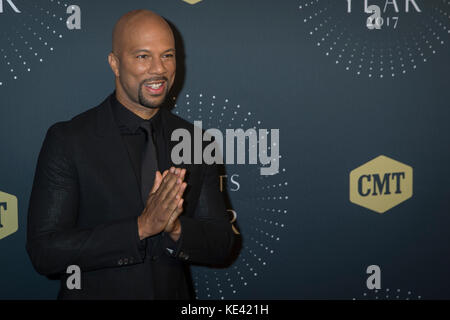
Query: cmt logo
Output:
[[0, 189, 18, 240], [350, 155, 413, 213], [182, 0, 203, 5]]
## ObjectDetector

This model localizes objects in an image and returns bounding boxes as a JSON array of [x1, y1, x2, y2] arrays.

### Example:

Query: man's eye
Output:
[[163, 54, 174, 58], [137, 55, 148, 59]]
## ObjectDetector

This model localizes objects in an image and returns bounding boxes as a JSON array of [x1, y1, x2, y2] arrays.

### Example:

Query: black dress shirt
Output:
[[110, 94, 169, 190], [110, 94, 178, 255]]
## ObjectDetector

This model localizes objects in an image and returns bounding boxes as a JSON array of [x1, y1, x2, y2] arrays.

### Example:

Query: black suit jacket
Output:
[[26, 94, 235, 299]]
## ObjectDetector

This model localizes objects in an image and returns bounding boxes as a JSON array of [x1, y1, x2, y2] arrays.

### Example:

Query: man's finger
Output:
[[151, 171, 163, 194], [166, 202, 184, 231], [167, 200, 183, 230], [159, 171, 182, 201], [177, 196, 184, 209], [165, 182, 183, 213], [179, 168, 186, 181], [173, 200, 183, 217], [165, 177, 185, 203], [155, 169, 178, 199], [175, 182, 187, 201]]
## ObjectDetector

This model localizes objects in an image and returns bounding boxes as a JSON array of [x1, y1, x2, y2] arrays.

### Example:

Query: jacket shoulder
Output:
[[46, 98, 106, 137]]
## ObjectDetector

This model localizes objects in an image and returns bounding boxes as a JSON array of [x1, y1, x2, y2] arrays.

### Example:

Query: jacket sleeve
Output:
[[26, 123, 146, 276], [163, 163, 236, 266]]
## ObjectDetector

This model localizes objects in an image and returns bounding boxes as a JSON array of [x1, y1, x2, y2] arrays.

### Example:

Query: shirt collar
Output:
[[111, 92, 162, 134]]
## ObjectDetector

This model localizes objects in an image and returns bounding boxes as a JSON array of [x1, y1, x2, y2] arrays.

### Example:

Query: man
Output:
[[26, 9, 235, 300]]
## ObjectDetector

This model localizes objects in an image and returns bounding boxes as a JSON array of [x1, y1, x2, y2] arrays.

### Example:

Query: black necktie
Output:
[[139, 121, 158, 204]]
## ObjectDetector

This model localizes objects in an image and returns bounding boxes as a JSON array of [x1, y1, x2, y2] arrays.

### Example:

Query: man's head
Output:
[[108, 10, 176, 110]]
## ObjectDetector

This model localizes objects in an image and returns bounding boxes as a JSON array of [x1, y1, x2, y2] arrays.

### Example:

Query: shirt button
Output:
[[118, 259, 123, 266]]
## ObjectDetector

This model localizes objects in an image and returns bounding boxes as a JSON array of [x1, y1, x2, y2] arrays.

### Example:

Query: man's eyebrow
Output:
[[131, 48, 176, 54]]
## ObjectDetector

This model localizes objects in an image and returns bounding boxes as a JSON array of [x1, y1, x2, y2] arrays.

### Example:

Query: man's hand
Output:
[[165, 201, 183, 242], [137, 167, 187, 240]]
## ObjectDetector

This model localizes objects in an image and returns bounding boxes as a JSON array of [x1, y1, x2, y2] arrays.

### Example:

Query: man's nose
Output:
[[148, 57, 166, 75]]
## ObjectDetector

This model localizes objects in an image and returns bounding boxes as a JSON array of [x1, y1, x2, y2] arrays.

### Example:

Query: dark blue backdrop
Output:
[[0, 0, 449, 299]]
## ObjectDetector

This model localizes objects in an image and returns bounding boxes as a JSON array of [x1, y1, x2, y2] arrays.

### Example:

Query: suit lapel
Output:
[[92, 97, 201, 219], [94, 95, 144, 213]]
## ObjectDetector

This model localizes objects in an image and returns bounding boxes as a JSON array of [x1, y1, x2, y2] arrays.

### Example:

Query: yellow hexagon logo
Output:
[[350, 155, 413, 214], [182, 0, 203, 5], [0, 190, 18, 240]]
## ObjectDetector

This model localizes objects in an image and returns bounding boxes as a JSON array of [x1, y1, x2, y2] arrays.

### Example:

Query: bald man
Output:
[[26, 10, 235, 300]]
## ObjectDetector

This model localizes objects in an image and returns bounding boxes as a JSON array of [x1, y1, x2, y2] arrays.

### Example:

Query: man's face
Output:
[[114, 19, 176, 109]]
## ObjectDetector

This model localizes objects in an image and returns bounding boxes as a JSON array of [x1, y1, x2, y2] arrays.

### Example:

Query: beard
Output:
[[138, 77, 169, 109]]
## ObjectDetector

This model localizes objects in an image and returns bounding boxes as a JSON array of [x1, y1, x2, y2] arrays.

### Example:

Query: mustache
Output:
[[141, 77, 168, 85]]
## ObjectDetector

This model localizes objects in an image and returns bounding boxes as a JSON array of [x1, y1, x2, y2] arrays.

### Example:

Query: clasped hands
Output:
[[137, 167, 187, 242]]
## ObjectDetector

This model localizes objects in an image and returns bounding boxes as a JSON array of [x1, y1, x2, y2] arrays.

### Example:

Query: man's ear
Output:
[[108, 52, 120, 77]]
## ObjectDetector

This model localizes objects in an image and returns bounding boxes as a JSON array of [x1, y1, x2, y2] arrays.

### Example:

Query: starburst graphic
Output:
[[355, 287, 423, 300], [297, 0, 450, 78], [173, 92, 289, 299], [0, 0, 70, 88]]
